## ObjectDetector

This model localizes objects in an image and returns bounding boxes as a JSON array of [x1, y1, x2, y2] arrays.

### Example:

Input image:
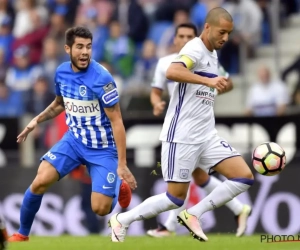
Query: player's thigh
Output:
[[31, 160, 60, 193], [40, 133, 82, 180], [192, 167, 210, 186], [213, 156, 253, 179], [162, 141, 200, 199], [85, 150, 118, 206], [200, 135, 253, 179]]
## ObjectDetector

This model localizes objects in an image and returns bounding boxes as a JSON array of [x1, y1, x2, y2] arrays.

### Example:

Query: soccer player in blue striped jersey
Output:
[[8, 26, 137, 242]]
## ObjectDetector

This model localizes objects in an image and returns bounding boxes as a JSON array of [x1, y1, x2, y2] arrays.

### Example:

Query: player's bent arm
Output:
[[150, 88, 163, 107], [33, 96, 65, 124], [166, 63, 211, 86], [104, 103, 127, 166]]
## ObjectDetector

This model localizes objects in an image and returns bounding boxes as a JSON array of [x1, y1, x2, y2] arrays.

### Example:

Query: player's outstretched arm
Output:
[[104, 103, 137, 190], [17, 96, 65, 143], [166, 63, 227, 92]]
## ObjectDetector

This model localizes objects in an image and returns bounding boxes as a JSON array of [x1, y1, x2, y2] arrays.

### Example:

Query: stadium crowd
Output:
[[0, 0, 299, 120]]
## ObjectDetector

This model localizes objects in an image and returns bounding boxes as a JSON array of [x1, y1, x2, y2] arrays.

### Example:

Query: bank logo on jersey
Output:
[[64, 97, 100, 117], [79, 85, 87, 97]]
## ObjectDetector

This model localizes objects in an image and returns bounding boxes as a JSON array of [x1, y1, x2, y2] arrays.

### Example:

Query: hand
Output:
[[153, 101, 166, 116], [17, 119, 38, 143], [206, 77, 228, 93], [117, 165, 137, 190]]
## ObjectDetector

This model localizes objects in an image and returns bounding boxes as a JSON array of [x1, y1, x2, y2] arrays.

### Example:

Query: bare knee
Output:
[[192, 168, 210, 186], [91, 202, 111, 216], [31, 161, 59, 194], [167, 182, 190, 200]]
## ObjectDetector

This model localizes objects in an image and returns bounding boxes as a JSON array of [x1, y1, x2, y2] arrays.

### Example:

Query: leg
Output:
[[80, 183, 100, 234], [109, 142, 200, 242], [146, 187, 191, 237], [193, 168, 244, 216], [9, 133, 82, 242], [86, 149, 131, 216], [192, 168, 252, 237], [180, 136, 253, 241]]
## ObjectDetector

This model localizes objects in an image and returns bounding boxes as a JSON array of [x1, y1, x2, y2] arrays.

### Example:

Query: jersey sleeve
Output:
[[151, 59, 166, 90], [172, 41, 201, 70], [94, 70, 119, 108], [54, 71, 61, 96]]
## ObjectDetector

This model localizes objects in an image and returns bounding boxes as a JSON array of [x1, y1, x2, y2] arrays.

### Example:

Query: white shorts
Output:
[[161, 134, 241, 182]]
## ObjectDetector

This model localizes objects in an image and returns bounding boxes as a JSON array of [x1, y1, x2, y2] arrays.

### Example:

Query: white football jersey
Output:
[[151, 53, 178, 96], [151, 52, 229, 98], [159, 37, 221, 144]]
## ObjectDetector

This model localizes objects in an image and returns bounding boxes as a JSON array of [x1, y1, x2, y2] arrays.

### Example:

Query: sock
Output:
[[117, 192, 184, 226], [164, 188, 190, 232], [109, 178, 121, 214], [188, 178, 254, 219], [200, 176, 244, 216], [18, 187, 43, 236]]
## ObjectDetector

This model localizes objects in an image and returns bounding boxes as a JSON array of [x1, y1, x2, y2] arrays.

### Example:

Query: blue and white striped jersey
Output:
[[55, 60, 119, 149]]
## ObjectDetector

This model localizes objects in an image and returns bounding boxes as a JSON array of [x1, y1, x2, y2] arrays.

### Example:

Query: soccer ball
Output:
[[252, 142, 286, 176]]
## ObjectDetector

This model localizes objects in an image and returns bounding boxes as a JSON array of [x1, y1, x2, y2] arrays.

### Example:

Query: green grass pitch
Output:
[[6, 234, 300, 250]]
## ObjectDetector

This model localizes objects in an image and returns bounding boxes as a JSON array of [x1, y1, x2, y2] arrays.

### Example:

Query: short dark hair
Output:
[[175, 23, 198, 37], [65, 26, 93, 47], [205, 7, 233, 25]]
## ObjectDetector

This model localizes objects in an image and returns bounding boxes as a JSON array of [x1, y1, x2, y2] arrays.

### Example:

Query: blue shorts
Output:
[[41, 131, 119, 197]]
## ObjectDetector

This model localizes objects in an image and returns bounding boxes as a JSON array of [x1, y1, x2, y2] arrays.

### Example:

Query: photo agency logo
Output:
[[261, 235, 300, 243]]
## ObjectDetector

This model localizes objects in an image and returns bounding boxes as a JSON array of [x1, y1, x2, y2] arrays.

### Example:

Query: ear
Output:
[[204, 23, 210, 31], [64, 44, 71, 55]]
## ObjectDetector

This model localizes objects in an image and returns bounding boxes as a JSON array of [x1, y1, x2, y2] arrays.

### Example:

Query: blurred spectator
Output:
[[75, 0, 114, 27], [0, 83, 24, 117], [245, 66, 290, 117], [12, 8, 50, 64], [112, 0, 149, 45], [190, 0, 220, 30], [5, 45, 43, 100], [256, 0, 272, 44], [0, 0, 15, 27], [156, 8, 190, 57], [25, 76, 55, 116], [104, 20, 135, 79], [0, 15, 14, 63], [220, 0, 263, 74], [12, 0, 48, 39], [25, 76, 55, 150], [281, 54, 300, 105], [41, 36, 62, 92], [78, 7, 110, 62], [48, 0, 80, 26], [0, 48, 8, 80], [131, 39, 157, 85], [48, 3, 69, 56]]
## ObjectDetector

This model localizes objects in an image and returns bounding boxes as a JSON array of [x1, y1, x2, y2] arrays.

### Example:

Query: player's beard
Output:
[[70, 54, 90, 71]]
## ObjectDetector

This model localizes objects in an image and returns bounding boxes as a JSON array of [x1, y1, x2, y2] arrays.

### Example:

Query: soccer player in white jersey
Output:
[[148, 23, 251, 238], [109, 8, 254, 242]]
